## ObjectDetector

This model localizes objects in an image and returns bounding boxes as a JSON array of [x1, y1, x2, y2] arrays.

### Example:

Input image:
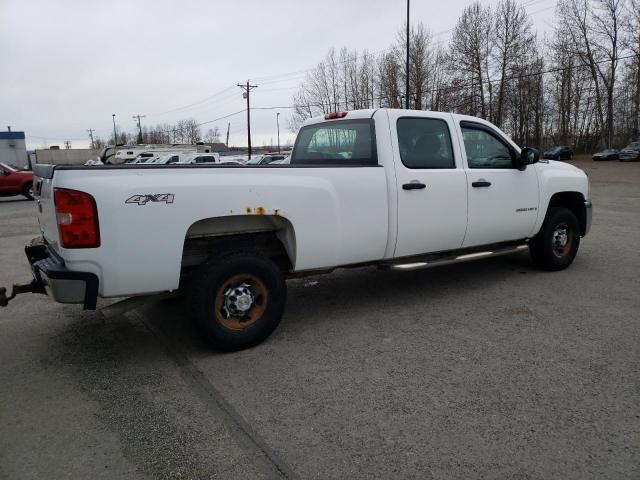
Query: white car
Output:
[[4, 108, 592, 351], [178, 153, 221, 164]]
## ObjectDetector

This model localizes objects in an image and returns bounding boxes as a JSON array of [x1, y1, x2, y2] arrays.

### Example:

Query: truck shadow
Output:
[[40, 251, 537, 476], [48, 251, 537, 365], [146, 252, 537, 356]]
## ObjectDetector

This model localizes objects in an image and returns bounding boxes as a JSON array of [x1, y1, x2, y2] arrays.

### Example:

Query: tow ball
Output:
[[0, 280, 45, 307]]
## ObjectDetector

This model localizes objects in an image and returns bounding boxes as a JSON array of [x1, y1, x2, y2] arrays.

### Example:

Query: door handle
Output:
[[402, 182, 426, 190], [472, 180, 492, 187]]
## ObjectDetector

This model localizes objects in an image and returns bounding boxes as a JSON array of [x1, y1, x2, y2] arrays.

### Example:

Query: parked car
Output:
[[178, 153, 221, 164], [3, 109, 592, 351], [619, 142, 640, 161], [544, 146, 573, 160], [592, 149, 619, 161], [246, 154, 287, 165], [0, 162, 34, 200]]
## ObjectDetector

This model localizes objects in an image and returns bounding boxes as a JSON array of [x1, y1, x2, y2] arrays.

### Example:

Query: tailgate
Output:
[[32, 164, 60, 251]]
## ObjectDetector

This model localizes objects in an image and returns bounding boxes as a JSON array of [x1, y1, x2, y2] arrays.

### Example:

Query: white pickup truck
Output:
[[2, 109, 592, 350]]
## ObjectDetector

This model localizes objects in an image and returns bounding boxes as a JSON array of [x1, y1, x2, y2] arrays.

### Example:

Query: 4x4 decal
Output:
[[125, 194, 175, 205]]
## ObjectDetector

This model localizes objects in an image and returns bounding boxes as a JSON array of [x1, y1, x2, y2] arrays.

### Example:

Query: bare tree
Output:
[[626, 0, 640, 140], [448, 2, 493, 118], [557, 0, 623, 147], [493, 0, 535, 127], [204, 127, 221, 143]]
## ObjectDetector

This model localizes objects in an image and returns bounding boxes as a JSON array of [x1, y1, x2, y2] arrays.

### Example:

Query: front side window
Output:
[[461, 126, 514, 169], [397, 117, 455, 169], [291, 119, 376, 166]]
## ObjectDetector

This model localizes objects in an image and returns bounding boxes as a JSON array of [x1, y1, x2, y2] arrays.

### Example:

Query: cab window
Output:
[[461, 124, 514, 169], [291, 119, 376, 166], [397, 118, 455, 169]]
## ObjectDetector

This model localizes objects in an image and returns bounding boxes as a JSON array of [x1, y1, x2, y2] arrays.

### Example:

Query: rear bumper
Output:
[[584, 200, 592, 236], [25, 243, 98, 310]]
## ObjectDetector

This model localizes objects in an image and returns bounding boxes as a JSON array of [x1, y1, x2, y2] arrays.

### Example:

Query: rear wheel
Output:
[[22, 182, 34, 200], [529, 207, 580, 271], [189, 252, 286, 351]]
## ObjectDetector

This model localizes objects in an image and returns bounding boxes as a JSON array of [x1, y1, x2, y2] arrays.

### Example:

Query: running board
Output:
[[387, 244, 529, 271]]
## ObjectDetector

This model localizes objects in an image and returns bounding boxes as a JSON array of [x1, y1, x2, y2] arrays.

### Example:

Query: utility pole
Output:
[[112, 114, 118, 146], [64, 140, 71, 150], [225, 122, 230, 148], [405, 0, 410, 110], [132, 114, 146, 144], [87, 128, 95, 149], [276, 112, 281, 153], [237, 80, 257, 158]]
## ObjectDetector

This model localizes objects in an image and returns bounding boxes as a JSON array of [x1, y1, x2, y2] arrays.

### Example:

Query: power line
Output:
[[146, 85, 237, 117]]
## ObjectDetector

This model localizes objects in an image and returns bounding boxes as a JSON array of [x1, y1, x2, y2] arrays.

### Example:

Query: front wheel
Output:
[[189, 252, 287, 351], [529, 207, 580, 271], [22, 182, 34, 200]]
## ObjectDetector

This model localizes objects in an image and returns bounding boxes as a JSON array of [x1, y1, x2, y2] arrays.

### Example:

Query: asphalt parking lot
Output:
[[1, 157, 639, 480]]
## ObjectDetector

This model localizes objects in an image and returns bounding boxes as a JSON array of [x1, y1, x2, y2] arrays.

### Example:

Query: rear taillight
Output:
[[54, 188, 100, 248], [324, 111, 348, 120]]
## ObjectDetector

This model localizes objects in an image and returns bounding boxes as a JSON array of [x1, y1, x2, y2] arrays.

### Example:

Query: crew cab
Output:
[[1, 109, 592, 350], [0, 162, 34, 200]]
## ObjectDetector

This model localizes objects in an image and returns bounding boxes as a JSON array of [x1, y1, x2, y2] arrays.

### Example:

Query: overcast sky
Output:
[[0, 0, 556, 149]]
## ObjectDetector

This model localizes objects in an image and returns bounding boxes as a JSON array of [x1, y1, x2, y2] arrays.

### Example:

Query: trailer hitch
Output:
[[0, 280, 45, 307]]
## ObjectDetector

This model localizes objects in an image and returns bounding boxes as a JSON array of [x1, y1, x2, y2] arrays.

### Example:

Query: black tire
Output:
[[529, 207, 580, 271], [22, 182, 34, 200], [188, 251, 286, 351]]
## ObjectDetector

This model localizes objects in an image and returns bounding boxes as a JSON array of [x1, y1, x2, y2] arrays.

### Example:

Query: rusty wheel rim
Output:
[[551, 223, 573, 258], [214, 274, 268, 330]]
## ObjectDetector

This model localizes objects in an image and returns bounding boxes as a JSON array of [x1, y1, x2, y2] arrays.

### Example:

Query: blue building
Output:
[[0, 129, 29, 169]]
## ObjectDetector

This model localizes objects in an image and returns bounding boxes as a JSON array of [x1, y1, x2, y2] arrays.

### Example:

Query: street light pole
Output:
[[405, 0, 410, 110], [112, 114, 117, 146], [276, 112, 281, 153]]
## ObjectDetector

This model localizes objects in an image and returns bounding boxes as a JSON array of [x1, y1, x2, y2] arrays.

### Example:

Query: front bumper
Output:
[[584, 200, 593, 236], [26, 242, 98, 310]]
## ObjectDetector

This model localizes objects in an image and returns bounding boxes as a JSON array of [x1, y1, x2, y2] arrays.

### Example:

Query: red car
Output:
[[0, 162, 34, 200]]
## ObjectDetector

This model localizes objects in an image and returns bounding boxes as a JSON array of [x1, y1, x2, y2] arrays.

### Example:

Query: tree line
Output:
[[291, 0, 640, 152], [92, 121, 220, 149]]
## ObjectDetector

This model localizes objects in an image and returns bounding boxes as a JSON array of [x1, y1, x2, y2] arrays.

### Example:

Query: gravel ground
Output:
[[0, 157, 638, 479]]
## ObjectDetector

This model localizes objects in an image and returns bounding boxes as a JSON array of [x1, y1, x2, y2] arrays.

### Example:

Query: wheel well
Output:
[[180, 215, 296, 281], [548, 192, 586, 235]]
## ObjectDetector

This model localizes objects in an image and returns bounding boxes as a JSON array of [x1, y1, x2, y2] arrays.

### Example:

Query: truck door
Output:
[[457, 120, 539, 247], [391, 112, 468, 257]]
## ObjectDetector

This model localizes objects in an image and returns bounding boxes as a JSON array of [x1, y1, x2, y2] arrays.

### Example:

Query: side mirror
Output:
[[518, 147, 539, 170], [1, 169, 10, 176]]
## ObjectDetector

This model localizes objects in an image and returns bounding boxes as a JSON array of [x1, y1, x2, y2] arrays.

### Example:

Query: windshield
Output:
[[0, 162, 16, 172], [625, 142, 640, 150], [247, 155, 264, 165]]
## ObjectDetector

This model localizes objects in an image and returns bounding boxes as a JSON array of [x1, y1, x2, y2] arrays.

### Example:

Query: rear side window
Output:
[[397, 118, 455, 169], [291, 119, 376, 166]]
